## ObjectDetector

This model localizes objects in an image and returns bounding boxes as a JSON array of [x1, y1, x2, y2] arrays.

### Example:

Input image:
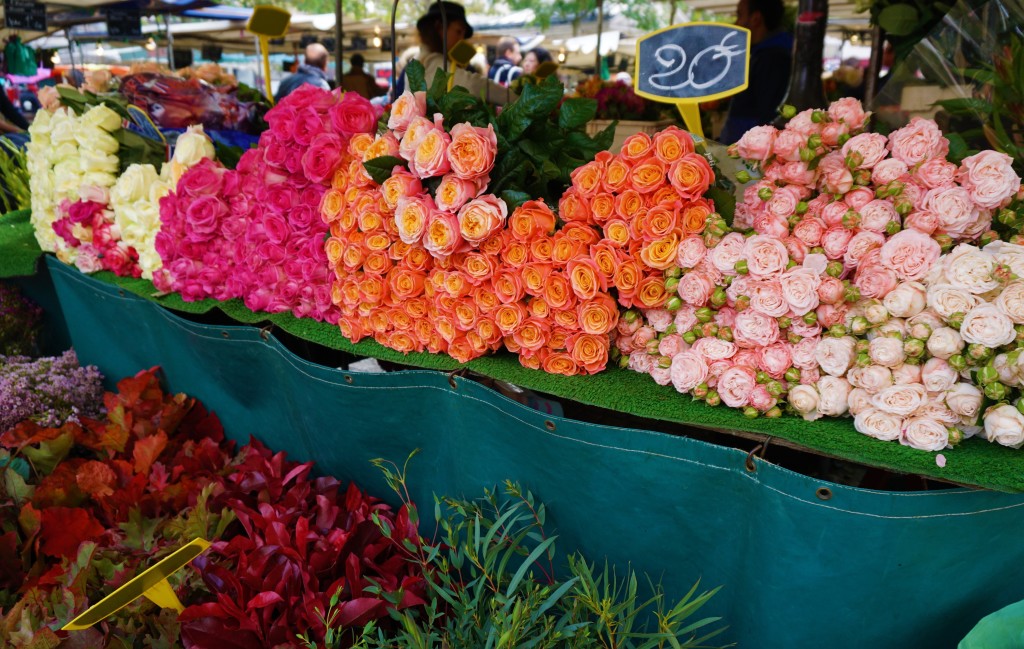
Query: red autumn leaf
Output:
[[133, 430, 168, 475], [75, 418, 130, 454], [75, 460, 116, 499], [0, 420, 64, 452], [336, 597, 386, 627], [114, 368, 164, 412], [38, 507, 105, 557], [246, 591, 284, 610]]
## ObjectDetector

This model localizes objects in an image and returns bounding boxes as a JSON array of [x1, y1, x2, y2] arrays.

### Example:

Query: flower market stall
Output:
[[5, 1, 1024, 646]]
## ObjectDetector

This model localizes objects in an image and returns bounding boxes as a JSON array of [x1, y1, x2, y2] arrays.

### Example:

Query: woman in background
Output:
[[521, 47, 552, 76]]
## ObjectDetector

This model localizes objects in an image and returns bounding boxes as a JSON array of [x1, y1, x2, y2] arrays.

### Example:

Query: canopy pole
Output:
[[335, 0, 344, 87], [165, 14, 175, 69], [864, 25, 885, 107], [390, 0, 400, 97], [595, 0, 604, 77]]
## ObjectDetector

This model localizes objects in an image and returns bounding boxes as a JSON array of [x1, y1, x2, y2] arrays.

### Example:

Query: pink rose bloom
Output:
[[922, 186, 978, 239], [818, 151, 854, 195], [74, 245, 103, 273], [828, 97, 868, 130], [659, 333, 688, 357], [749, 384, 777, 412], [449, 122, 498, 181], [650, 366, 673, 386], [772, 129, 806, 162], [958, 150, 1022, 210], [922, 357, 958, 392], [779, 266, 821, 316], [744, 235, 790, 277], [915, 158, 957, 189], [749, 279, 789, 318], [815, 335, 857, 377], [892, 363, 923, 386], [844, 230, 885, 268], [670, 351, 709, 393], [765, 185, 802, 221], [753, 212, 791, 239], [759, 342, 793, 379], [791, 336, 820, 370], [628, 350, 656, 374], [380, 168, 425, 210], [435, 174, 480, 212], [845, 188, 874, 212], [817, 276, 845, 305], [301, 132, 345, 184], [395, 194, 434, 244], [903, 210, 939, 235], [859, 199, 899, 233], [457, 194, 508, 246], [871, 158, 910, 186], [879, 228, 941, 281], [709, 232, 747, 275], [732, 349, 761, 368], [734, 310, 781, 348], [330, 92, 379, 137], [388, 91, 427, 135], [633, 326, 657, 348], [736, 125, 778, 163], [423, 208, 467, 258], [714, 306, 737, 328], [803, 251, 829, 275], [901, 182, 926, 210], [790, 318, 822, 338], [792, 217, 825, 247], [849, 365, 893, 394], [398, 115, 437, 161], [821, 121, 849, 147], [691, 337, 737, 361], [675, 306, 699, 333], [786, 109, 821, 137], [676, 235, 707, 268], [800, 367, 821, 385], [887, 117, 948, 166], [618, 316, 642, 337], [855, 263, 899, 299], [821, 201, 850, 228], [676, 271, 715, 307], [732, 203, 754, 231], [707, 359, 732, 386], [646, 308, 674, 332], [821, 226, 854, 260], [718, 365, 758, 408], [409, 122, 452, 179], [780, 161, 816, 187], [806, 194, 831, 218], [842, 133, 889, 169]]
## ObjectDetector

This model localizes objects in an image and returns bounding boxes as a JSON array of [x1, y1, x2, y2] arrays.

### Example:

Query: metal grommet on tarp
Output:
[[545, 420, 556, 431], [343, 374, 353, 384], [220, 330, 230, 339], [816, 487, 833, 501]]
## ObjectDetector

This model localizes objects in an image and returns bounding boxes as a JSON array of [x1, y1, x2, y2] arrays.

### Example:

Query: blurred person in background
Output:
[[489, 36, 523, 85], [415, 1, 475, 86], [521, 47, 552, 76], [275, 43, 331, 102], [342, 53, 386, 99]]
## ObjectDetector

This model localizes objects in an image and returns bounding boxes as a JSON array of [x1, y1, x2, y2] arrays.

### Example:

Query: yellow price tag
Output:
[[62, 538, 211, 632], [633, 22, 752, 139]]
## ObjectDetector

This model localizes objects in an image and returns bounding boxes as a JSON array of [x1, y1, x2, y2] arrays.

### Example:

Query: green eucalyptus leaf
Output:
[[877, 3, 920, 36], [362, 156, 407, 185]]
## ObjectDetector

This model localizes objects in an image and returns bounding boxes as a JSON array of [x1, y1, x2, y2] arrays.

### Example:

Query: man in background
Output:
[[488, 36, 522, 86], [342, 54, 386, 99], [719, 0, 793, 143], [275, 43, 331, 102]]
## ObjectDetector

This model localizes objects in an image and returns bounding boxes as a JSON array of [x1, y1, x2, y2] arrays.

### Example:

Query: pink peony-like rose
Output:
[[855, 263, 899, 299], [859, 199, 899, 233], [718, 365, 758, 407], [707, 359, 731, 386], [676, 235, 707, 268], [842, 133, 888, 169], [691, 337, 737, 361], [868, 336, 905, 368], [958, 150, 1022, 210], [780, 161, 816, 187], [753, 212, 790, 239], [759, 342, 792, 379], [815, 335, 856, 377], [922, 357, 958, 393], [409, 120, 451, 178], [743, 234, 790, 277], [848, 365, 893, 394], [458, 195, 508, 246], [887, 117, 948, 166], [844, 230, 885, 268], [791, 336, 820, 370], [845, 188, 875, 212], [817, 276, 845, 305], [788, 384, 822, 420], [670, 351, 709, 393], [628, 350, 656, 374], [676, 271, 715, 307], [879, 229, 941, 281], [821, 201, 850, 228], [792, 217, 825, 247], [765, 186, 802, 221], [734, 310, 781, 348], [871, 158, 909, 186], [854, 409, 903, 441], [915, 158, 957, 189], [748, 280, 789, 318], [828, 97, 868, 129], [388, 91, 427, 135], [778, 266, 821, 316], [871, 384, 927, 416], [818, 151, 854, 194], [821, 121, 849, 147], [736, 125, 777, 163], [647, 309, 674, 333], [772, 129, 806, 162], [675, 306, 698, 333], [821, 226, 854, 260], [709, 232, 746, 275], [650, 366, 673, 385], [394, 194, 434, 244], [903, 210, 940, 235], [330, 92, 379, 137], [448, 122, 498, 181], [902, 417, 951, 452], [922, 186, 979, 238], [817, 375, 852, 416], [961, 303, 1016, 347], [714, 306, 737, 328], [749, 384, 777, 412], [817, 303, 848, 327], [659, 333, 687, 357], [786, 109, 821, 137], [435, 174, 482, 213]]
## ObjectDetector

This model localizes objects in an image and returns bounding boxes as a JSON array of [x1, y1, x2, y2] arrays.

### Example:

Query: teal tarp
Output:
[[48, 258, 1024, 649]]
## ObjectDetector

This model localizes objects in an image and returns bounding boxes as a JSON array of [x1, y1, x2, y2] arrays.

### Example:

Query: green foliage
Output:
[[307, 454, 729, 649], [0, 140, 31, 213], [364, 156, 408, 185], [858, 0, 986, 59]]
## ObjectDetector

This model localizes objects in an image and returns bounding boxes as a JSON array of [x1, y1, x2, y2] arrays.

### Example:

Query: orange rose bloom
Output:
[[603, 219, 631, 248], [476, 317, 502, 345], [548, 327, 570, 351], [348, 133, 374, 158], [680, 200, 712, 234], [628, 156, 667, 194], [521, 261, 552, 296], [381, 171, 423, 210], [640, 205, 678, 240], [577, 294, 619, 335], [639, 233, 680, 270], [358, 210, 385, 233], [368, 310, 390, 334], [493, 269, 526, 304], [342, 243, 366, 271], [443, 271, 472, 298], [621, 132, 653, 163], [518, 348, 542, 370], [365, 232, 391, 252], [466, 331, 491, 356], [614, 189, 645, 221], [527, 296, 550, 319], [461, 252, 496, 284], [331, 165, 350, 190], [509, 200, 557, 242], [447, 336, 478, 363], [453, 299, 479, 331], [614, 259, 642, 305], [543, 272, 572, 309], [652, 126, 695, 164], [413, 318, 433, 344], [570, 159, 605, 197], [669, 153, 714, 200], [473, 286, 500, 313], [550, 235, 583, 268], [389, 307, 413, 331], [567, 258, 602, 299], [320, 189, 346, 224], [500, 240, 530, 268], [553, 308, 579, 329], [636, 275, 669, 308], [448, 122, 497, 181], [590, 192, 615, 224], [405, 296, 428, 319], [338, 316, 367, 343], [649, 185, 682, 207], [404, 246, 432, 272], [325, 237, 345, 266], [359, 275, 389, 304], [566, 332, 609, 373], [542, 351, 579, 376], [479, 231, 507, 256], [558, 188, 592, 224], [390, 240, 411, 261], [530, 237, 553, 262], [512, 317, 550, 351], [495, 302, 527, 334], [337, 208, 359, 234], [435, 315, 457, 343], [365, 250, 394, 275], [603, 157, 631, 193], [589, 241, 620, 284], [339, 277, 361, 306], [388, 331, 419, 353], [426, 332, 447, 354]]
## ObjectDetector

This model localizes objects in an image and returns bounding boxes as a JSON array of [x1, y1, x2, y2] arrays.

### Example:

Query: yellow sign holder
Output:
[[633, 22, 752, 139], [247, 6, 292, 106], [62, 538, 211, 631]]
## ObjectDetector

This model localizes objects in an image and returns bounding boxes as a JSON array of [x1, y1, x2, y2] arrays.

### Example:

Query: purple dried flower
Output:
[[0, 350, 105, 433]]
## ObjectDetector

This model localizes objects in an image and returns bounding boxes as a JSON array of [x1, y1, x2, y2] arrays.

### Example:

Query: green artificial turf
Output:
[[0, 210, 45, 278]]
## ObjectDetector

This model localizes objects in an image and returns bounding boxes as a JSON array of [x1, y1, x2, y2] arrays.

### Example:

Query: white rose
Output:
[[79, 148, 120, 175], [848, 388, 873, 415], [864, 303, 889, 325], [891, 363, 922, 385], [959, 150, 1022, 210], [75, 128, 120, 155], [993, 353, 1021, 387], [926, 327, 964, 359], [883, 282, 927, 318], [868, 336, 905, 368], [901, 417, 951, 452], [172, 125, 216, 167], [985, 240, 1024, 279], [787, 384, 821, 421], [854, 409, 902, 441], [960, 304, 1016, 347], [922, 186, 979, 238], [111, 164, 161, 206], [50, 113, 78, 146], [982, 404, 1024, 449], [913, 398, 962, 425], [926, 284, 978, 321], [81, 104, 123, 132], [815, 336, 857, 377], [848, 365, 892, 393], [816, 376, 851, 417], [872, 318, 907, 340], [942, 244, 999, 295], [945, 383, 983, 422], [871, 384, 927, 416], [921, 358, 957, 392], [906, 310, 944, 340], [995, 281, 1024, 325]]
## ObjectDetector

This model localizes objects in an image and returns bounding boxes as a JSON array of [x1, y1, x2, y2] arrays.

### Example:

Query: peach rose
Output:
[[879, 229, 941, 281], [628, 156, 667, 194], [614, 189, 645, 221], [748, 280, 789, 318], [914, 158, 956, 189], [621, 132, 653, 162], [887, 116, 948, 166], [818, 151, 854, 194], [921, 186, 978, 239], [570, 159, 606, 197], [859, 199, 899, 234], [735, 124, 777, 163], [844, 230, 885, 269], [778, 266, 821, 316], [436, 173, 482, 213], [559, 188, 593, 224], [423, 209, 465, 258], [509, 200, 557, 241], [871, 158, 909, 186], [958, 150, 1022, 210], [668, 153, 713, 200], [828, 97, 868, 129], [772, 129, 805, 162], [734, 310, 781, 348], [640, 233, 680, 271], [815, 335, 856, 377], [448, 122, 497, 181], [718, 365, 757, 408], [409, 120, 451, 179], [320, 188, 346, 224], [394, 194, 434, 244], [542, 351, 580, 376], [603, 157, 631, 193], [380, 168, 424, 210], [636, 275, 669, 309], [457, 195, 507, 246], [566, 332, 609, 373], [566, 258, 602, 300], [842, 132, 888, 169], [902, 417, 951, 452], [669, 351, 708, 393], [653, 126, 695, 163], [590, 192, 616, 224], [388, 91, 427, 135]]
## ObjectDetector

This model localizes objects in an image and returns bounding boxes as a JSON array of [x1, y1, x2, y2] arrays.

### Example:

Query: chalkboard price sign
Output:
[[106, 4, 142, 39], [635, 23, 750, 103], [4, 0, 47, 32]]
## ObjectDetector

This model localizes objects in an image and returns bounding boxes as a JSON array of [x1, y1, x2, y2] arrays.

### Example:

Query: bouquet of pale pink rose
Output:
[[618, 96, 1024, 452]]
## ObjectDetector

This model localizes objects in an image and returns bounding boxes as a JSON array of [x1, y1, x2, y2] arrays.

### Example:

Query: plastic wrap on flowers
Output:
[[618, 97, 1024, 452], [324, 89, 719, 374]]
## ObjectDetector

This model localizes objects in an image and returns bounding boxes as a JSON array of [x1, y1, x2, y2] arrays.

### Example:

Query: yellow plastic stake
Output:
[[675, 101, 704, 139], [247, 6, 292, 106], [62, 538, 211, 631]]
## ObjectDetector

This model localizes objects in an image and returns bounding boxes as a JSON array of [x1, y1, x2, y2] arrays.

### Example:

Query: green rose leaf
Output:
[[406, 60, 427, 93], [500, 190, 532, 211], [363, 156, 407, 185], [558, 97, 598, 130], [705, 186, 737, 226], [877, 3, 920, 36]]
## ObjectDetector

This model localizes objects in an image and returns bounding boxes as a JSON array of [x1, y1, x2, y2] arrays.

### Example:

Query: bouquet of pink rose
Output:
[[619, 96, 1024, 452], [51, 187, 143, 278]]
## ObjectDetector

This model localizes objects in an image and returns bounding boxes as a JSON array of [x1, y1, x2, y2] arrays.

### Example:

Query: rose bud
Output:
[[949, 354, 968, 372], [706, 390, 721, 407], [693, 383, 709, 399], [658, 355, 673, 368], [985, 382, 1008, 401], [744, 406, 760, 418], [765, 406, 783, 418], [666, 296, 683, 312], [976, 364, 999, 385], [851, 316, 869, 335], [968, 343, 993, 362], [778, 316, 792, 329], [711, 287, 728, 308], [904, 339, 925, 358], [780, 104, 797, 119], [682, 331, 697, 345], [695, 307, 714, 323], [718, 326, 734, 342], [735, 170, 752, 184]]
